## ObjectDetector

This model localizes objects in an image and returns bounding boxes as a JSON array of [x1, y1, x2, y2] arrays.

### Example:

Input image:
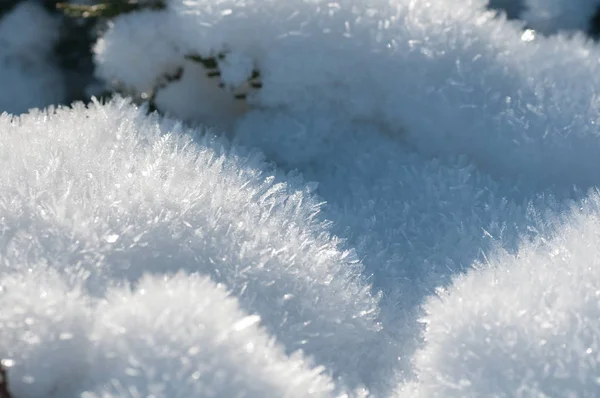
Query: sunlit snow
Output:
[[2, 0, 600, 396]]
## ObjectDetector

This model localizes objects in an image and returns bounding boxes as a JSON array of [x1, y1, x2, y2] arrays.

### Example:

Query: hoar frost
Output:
[[0, 98, 380, 396], [410, 193, 600, 397], [95, 0, 600, 191], [5, 0, 600, 396]]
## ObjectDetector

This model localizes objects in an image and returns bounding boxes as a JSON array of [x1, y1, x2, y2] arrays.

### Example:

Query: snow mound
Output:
[[83, 273, 335, 398], [92, 0, 600, 390], [0, 268, 91, 397], [0, 98, 382, 395], [93, 0, 600, 191], [411, 192, 600, 397], [6, 0, 600, 396]]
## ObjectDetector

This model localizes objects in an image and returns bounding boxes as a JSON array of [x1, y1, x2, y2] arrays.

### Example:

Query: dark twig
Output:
[[0, 364, 11, 398]]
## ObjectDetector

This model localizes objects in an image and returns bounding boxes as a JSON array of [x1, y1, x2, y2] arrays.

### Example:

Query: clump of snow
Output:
[[0, 1, 65, 114], [0, 97, 382, 394], [83, 273, 336, 398], [93, 0, 600, 192], [93, 11, 182, 95], [410, 192, 600, 397], [521, 0, 600, 34], [0, 268, 91, 397]]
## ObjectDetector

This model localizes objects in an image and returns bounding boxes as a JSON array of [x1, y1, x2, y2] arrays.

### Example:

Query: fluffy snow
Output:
[[411, 194, 600, 397], [0, 1, 65, 114], [3, 0, 600, 396], [0, 98, 384, 395], [85, 274, 336, 398], [94, 0, 600, 191], [0, 268, 91, 397]]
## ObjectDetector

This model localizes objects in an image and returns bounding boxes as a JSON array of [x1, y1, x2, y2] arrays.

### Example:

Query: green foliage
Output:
[[56, 0, 165, 19]]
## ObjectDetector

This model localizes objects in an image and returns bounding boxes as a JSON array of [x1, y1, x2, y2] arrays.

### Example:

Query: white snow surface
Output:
[[4, 0, 600, 396], [0, 1, 65, 114], [0, 98, 384, 396], [411, 194, 600, 397], [95, 0, 600, 190]]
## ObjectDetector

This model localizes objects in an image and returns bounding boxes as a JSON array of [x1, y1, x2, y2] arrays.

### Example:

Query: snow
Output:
[[0, 268, 91, 397], [3, 0, 600, 396], [233, 109, 562, 383], [85, 274, 336, 398], [94, 0, 600, 191], [153, 59, 252, 130], [411, 193, 600, 397], [0, 1, 65, 114], [0, 98, 379, 396]]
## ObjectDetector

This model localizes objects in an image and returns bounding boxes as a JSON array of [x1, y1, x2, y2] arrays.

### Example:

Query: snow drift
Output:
[[412, 193, 600, 397], [0, 98, 380, 396], [3, 0, 600, 396], [94, 0, 600, 191]]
